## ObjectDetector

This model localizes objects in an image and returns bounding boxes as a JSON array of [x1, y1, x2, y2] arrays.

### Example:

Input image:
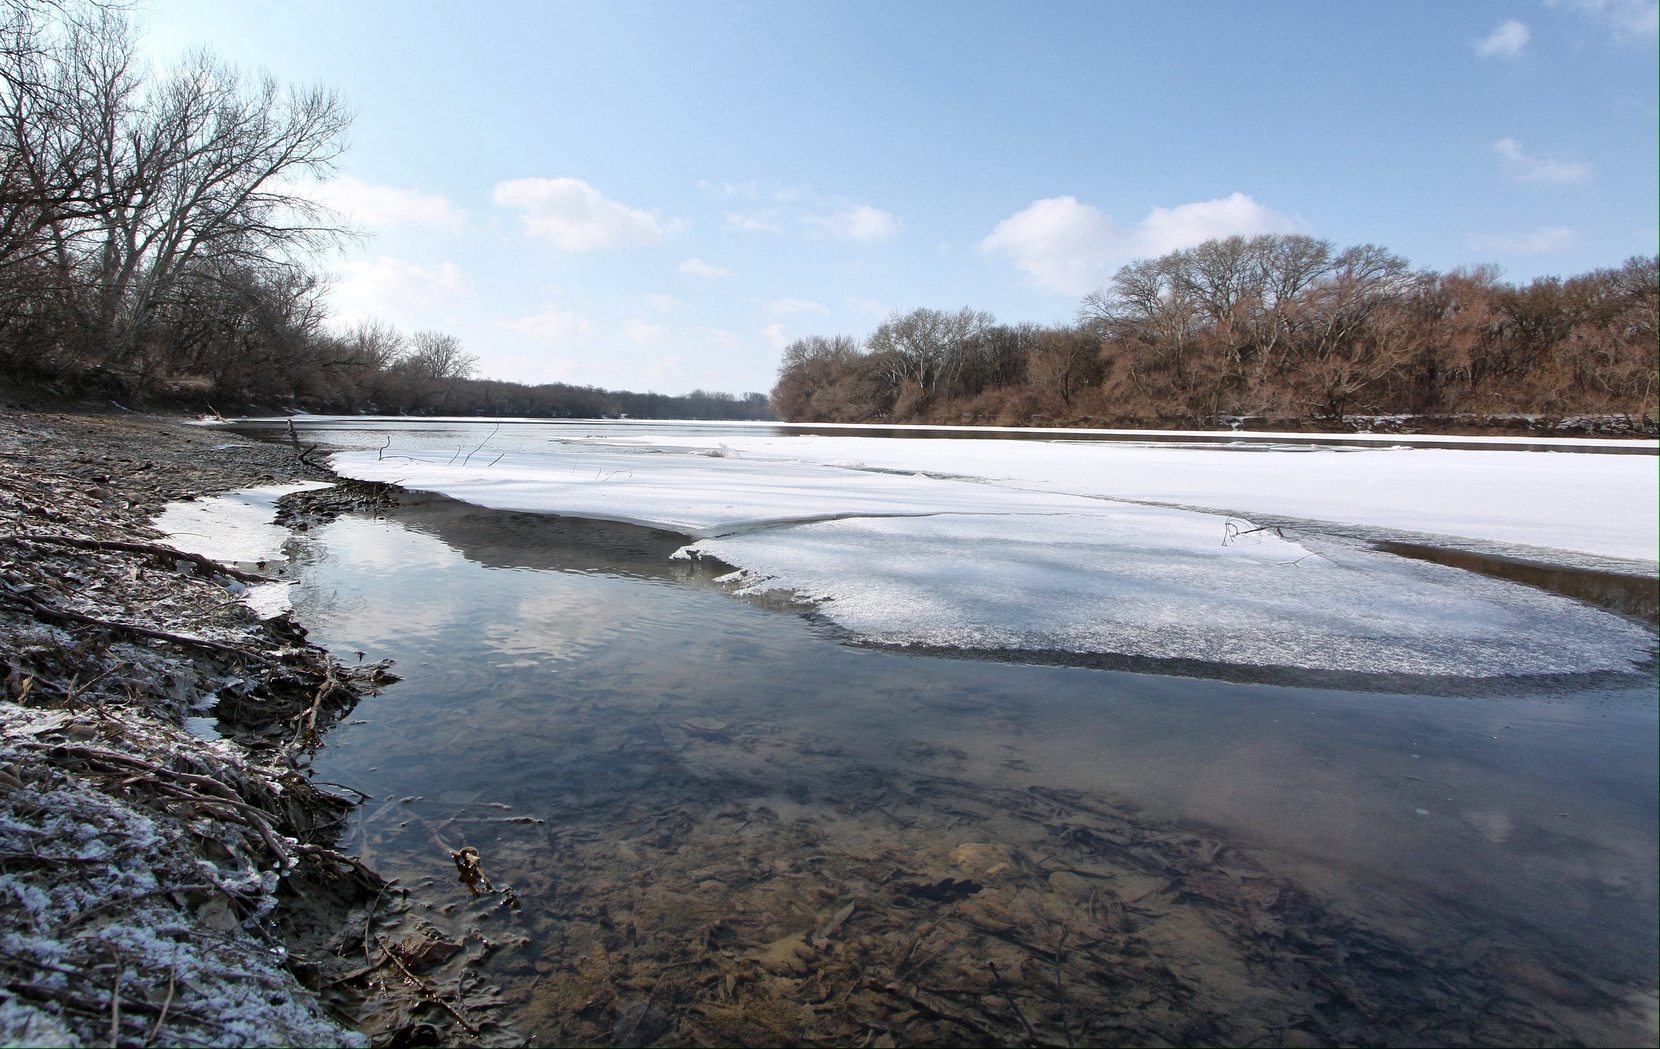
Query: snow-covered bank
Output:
[[0, 412, 374, 1048], [330, 433, 1656, 677]]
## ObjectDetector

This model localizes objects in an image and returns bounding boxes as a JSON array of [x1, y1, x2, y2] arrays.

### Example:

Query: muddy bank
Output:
[[0, 408, 393, 1046]]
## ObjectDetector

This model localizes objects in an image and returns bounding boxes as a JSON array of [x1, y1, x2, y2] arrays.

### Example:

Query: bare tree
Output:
[[74, 50, 350, 375], [865, 306, 994, 402], [0, 3, 352, 384], [771, 333, 860, 419], [0, 1, 117, 270], [394, 329, 476, 411]]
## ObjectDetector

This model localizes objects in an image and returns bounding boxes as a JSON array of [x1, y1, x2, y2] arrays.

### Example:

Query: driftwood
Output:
[[3, 532, 270, 581], [0, 588, 268, 661]]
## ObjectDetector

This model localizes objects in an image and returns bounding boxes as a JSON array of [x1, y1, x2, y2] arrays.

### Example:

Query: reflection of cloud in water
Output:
[[323, 517, 465, 571], [287, 520, 467, 648], [329, 442, 1655, 681], [484, 583, 643, 665], [1464, 809, 1514, 845], [290, 487, 1657, 1047]]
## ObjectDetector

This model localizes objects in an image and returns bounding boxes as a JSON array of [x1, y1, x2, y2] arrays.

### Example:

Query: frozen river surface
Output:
[[292, 417, 1657, 681]]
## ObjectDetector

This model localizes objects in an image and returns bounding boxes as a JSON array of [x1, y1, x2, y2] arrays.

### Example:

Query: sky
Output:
[[137, 0, 1659, 396]]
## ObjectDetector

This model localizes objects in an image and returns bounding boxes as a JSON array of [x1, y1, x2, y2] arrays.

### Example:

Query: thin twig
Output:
[[988, 960, 1038, 1045], [145, 967, 177, 1047], [1051, 929, 1074, 1049], [461, 422, 500, 467], [108, 959, 121, 1049], [375, 935, 482, 1036], [64, 884, 215, 932]]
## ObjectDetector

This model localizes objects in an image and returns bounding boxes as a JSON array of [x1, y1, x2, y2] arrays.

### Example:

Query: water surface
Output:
[[282, 489, 1658, 1046]]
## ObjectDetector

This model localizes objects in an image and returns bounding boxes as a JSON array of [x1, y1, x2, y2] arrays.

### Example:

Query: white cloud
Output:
[[805, 203, 902, 242], [492, 177, 674, 251], [725, 210, 783, 234], [1476, 20, 1530, 56], [846, 297, 893, 319], [1547, 0, 1658, 38], [502, 305, 595, 343], [758, 323, 791, 348], [978, 192, 1300, 296], [328, 256, 471, 325], [1493, 138, 1593, 183], [679, 256, 733, 278], [766, 297, 829, 315], [697, 179, 807, 203], [1137, 194, 1300, 256], [645, 293, 687, 311], [1466, 226, 1579, 253], [701, 326, 743, 349], [311, 176, 466, 231], [701, 180, 899, 242], [625, 319, 672, 344]]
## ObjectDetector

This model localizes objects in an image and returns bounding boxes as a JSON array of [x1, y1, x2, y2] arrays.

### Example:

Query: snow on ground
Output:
[[0, 703, 365, 1049], [329, 435, 1656, 677], [153, 482, 328, 618]]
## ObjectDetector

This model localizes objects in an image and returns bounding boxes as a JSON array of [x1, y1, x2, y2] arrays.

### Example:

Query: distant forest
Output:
[[0, 3, 771, 421], [772, 239, 1658, 433]]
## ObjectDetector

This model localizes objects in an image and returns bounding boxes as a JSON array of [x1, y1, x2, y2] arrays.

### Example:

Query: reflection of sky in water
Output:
[[286, 524, 465, 648], [293, 501, 1659, 1024]]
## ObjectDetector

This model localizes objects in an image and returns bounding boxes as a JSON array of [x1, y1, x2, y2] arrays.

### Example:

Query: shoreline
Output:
[[0, 407, 394, 1046]]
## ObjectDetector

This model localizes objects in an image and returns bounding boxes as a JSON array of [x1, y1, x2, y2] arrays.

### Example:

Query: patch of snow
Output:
[[0, 703, 363, 1047], [153, 482, 327, 618]]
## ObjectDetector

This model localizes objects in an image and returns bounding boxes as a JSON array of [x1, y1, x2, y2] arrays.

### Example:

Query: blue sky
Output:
[[139, 0, 1659, 396]]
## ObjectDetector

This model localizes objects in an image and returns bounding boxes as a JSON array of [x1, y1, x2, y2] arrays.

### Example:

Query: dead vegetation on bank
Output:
[[0, 409, 402, 1046]]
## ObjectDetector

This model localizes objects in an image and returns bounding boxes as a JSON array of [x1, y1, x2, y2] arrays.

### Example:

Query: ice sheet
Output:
[[330, 441, 1654, 677], [582, 433, 1659, 563]]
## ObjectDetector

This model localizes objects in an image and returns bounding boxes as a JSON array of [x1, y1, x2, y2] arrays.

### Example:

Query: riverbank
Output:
[[0, 407, 391, 1046]]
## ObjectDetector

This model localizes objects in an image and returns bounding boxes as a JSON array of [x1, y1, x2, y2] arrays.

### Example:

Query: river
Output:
[[224, 418, 1659, 1047]]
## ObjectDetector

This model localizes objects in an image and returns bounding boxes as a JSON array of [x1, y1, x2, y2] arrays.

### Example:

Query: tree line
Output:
[[0, 1, 771, 421], [773, 236, 1658, 433]]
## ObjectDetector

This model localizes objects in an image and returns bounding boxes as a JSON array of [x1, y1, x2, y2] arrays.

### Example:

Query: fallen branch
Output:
[[988, 960, 1039, 1044], [864, 980, 1001, 1042], [294, 661, 348, 745], [0, 590, 267, 661], [375, 934, 482, 1036], [294, 842, 384, 889], [17, 742, 293, 863], [4, 533, 268, 582]]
